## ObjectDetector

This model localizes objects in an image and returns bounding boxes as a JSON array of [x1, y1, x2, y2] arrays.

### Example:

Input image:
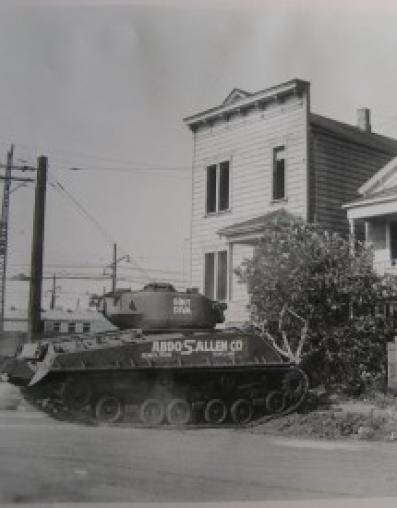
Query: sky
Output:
[[2, 0, 397, 311]]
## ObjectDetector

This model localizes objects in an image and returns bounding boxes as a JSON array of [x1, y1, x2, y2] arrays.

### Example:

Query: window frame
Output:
[[205, 160, 231, 216], [67, 321, 76, 334], [203, 250, 228, 301], [53, 321, 61, 333], [82, 322, 91, 333], [272, 145, 287, 202]]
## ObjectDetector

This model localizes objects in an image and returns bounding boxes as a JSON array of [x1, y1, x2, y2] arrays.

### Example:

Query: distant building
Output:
[[42, 309, 117, 336], [184, 78, 397, 322], [2, 308, 116, 337], [3, 308, 28, 333]]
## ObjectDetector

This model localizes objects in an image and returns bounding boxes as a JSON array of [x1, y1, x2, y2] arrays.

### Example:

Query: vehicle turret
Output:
[[98, 282, 227, 332]]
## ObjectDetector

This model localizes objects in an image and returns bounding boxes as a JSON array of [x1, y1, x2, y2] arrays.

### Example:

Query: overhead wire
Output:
[[0, 134, 190, 178], [8, 261, 184, 276], [48, 174, 115, 245], [47, 171, 155, 283], [3, 145, 188, 288]]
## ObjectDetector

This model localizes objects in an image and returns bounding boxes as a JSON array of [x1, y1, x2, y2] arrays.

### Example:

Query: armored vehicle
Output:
[[0, 284, 308, 425]]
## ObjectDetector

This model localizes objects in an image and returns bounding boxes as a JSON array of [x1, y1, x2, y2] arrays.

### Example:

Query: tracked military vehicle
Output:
[[0, 283, 308, 426]]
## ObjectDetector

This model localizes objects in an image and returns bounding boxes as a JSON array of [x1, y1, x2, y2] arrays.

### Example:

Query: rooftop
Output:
[[310, 114, 397, 155], [184, 78, 397, 156]]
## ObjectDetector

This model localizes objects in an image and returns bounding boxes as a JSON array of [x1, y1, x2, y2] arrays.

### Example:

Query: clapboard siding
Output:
[[309, 126, 396, 236], [190, 92, 309, 321]]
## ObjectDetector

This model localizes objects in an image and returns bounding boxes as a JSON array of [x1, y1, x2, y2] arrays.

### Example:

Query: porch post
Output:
[[364, 220, 369, 245], [228, 242, 233, 301], [349, 218, 356, 254]]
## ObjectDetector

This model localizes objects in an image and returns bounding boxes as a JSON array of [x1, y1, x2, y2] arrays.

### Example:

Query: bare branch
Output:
[[274, 303, 296, 361], [278, 303, 288, 331], [295, 319, 309, 361], [287, 308, 306, 323], [264, 331, 291, 360], [281, 330, 294, 359]]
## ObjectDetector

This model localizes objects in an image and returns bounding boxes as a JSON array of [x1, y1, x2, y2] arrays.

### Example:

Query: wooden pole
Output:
[[0, 146, 13, 333], [112, 243, 117, 294], [28, 156, 47, 341], [50, 273, 56, 310]]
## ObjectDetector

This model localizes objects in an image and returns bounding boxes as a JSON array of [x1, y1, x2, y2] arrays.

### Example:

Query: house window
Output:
[[273, 146, 286, 200], [206, 161, 230, 214], [390, 222, 397, 259], [53, 321, 61, 333], [68, 321, 76, 333], [83, 322, 91, 333], [204, 250, 228, 301]]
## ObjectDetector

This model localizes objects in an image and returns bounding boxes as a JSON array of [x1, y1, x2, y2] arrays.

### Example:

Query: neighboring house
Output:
[[42, 309, 117, 336], [344, 156, 397, 278], [184, 78, 397, 322]]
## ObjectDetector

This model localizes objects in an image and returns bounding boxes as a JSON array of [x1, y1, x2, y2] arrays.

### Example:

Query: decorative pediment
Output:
[[218, 209, 301, 239], [222, 88, 252, 106], [359, 156, 397, 196]]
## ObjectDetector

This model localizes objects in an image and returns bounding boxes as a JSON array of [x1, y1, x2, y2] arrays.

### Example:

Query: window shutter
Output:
[[217, 250, 228, 301], [204, 252, 215, 299], [206, 165, 217, 213]]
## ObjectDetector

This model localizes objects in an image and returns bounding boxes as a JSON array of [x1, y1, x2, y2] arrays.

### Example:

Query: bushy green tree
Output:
[[236, 218, 394, 391]]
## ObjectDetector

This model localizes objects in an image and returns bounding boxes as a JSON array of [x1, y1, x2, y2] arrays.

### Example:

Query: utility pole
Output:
[[112, 243, 117, 294], [0, 147, 34, 333], [28, 156, 47, 341], [48, 273, 60, 310], [0, 146, 13, 333], [104, 243, 130, 295]]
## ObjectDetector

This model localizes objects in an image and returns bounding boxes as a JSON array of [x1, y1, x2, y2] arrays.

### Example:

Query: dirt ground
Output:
[[256, 392, 397, 441]]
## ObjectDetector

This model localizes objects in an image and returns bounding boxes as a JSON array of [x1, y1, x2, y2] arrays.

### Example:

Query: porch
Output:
[[344, 189, 397, 276], [217, 209, 300, 323]]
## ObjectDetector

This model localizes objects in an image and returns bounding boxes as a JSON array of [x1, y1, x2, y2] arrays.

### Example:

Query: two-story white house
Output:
[[184, 79, 397, 323]]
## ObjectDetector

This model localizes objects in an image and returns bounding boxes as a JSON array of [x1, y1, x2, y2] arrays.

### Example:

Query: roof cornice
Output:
[[184, 78, 310, 131]]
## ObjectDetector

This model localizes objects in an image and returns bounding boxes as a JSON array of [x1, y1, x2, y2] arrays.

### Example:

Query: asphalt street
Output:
[[1, 406, 397, 504]]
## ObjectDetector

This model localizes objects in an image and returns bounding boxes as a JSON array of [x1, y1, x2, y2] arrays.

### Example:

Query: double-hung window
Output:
[[272, 146, 286, 201], [68, 321, 76, 333], [204, 250, 228, 301], [206, 161, 230, 214]]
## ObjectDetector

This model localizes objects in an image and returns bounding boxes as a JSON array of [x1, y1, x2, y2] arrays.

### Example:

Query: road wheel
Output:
[[62, 377, 92, 411], [139, 398, 165, 425], [230, 399, 253, 425], [265, 390, 286, 414], [204, 398, 227, 424], [166, 398, 191, 425], [95, 395, 124, 423]]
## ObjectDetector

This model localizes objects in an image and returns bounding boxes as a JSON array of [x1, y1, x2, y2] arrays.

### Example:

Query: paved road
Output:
[[1, 407, 397, 504]]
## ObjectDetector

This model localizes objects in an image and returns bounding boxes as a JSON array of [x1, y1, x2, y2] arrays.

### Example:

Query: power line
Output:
[[47, 174, 154, 282], [68, 166, 189, 173], [48, 174, 115, 245], [61, 165, 190, 180], [8, 262, 185, 275], [0, 134, 190, 175]]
